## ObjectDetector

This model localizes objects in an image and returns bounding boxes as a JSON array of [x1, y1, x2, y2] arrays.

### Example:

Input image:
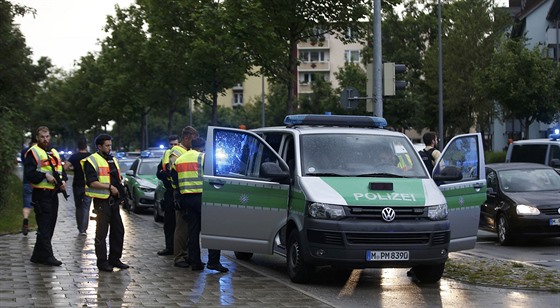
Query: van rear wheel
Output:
[[234, 251, 253, 260], [287, 231, 313, 283], [411, 263, 445, 283]]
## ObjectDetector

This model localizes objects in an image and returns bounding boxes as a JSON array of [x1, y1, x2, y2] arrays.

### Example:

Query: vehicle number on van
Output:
[[550, 218, 560, 226], [366, 250, 409, 261]]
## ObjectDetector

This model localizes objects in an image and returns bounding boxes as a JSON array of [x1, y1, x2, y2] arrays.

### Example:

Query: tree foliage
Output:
[[478, 38, 560, 138]]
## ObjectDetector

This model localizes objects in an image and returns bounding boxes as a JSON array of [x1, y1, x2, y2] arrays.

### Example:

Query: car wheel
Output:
[[497, 214, 515, 246], [128, 189, 139, 214], [234, 251, 253, 260], [287, 230, 314, 283], [411, 263, 445, 283], [153, 201, 164, 222]]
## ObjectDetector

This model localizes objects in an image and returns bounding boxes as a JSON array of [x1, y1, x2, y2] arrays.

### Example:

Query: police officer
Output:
[[24, 126, 67, 266], [173, 137, 228, 272], [155, 135, 179, 256], [169, 126, 198, 268], [82, 134, 128, 272]]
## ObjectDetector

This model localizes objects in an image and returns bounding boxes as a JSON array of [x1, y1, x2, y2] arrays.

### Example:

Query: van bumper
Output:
[[300, 218, 450, 268]]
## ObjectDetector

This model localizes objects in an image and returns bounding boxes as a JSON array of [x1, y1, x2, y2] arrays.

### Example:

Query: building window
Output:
[[300, 73, 326, 84], [233, 91, 243, 106], [300, 51, 326, 62], [344, 50, 361, 63]]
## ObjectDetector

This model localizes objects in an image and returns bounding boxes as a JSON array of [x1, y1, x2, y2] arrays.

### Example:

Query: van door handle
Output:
[[209, 181, 225, 189], [473, 182, 484, 192]]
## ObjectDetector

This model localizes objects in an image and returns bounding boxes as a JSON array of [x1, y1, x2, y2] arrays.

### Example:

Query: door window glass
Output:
[[213, 129, 282, 179], [434, 135, 479, 181]]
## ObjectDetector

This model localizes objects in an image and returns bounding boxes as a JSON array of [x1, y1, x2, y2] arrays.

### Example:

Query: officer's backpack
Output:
[[419, 148, 436, 175]]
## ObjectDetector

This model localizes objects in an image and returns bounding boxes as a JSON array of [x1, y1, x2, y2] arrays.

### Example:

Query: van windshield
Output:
[[300, 134, 428, 178]]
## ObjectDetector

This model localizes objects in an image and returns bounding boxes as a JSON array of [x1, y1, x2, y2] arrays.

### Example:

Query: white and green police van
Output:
[[201, 114, 486, 283]]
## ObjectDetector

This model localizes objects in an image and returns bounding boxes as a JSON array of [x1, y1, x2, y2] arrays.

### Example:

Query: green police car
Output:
[[201, 114, 487, 283]]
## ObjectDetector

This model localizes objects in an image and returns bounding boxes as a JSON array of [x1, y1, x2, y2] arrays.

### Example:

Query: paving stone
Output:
[[0, 181, 331, 307]]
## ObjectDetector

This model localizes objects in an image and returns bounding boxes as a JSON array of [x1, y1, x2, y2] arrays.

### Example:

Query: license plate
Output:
[[366, 250, 409, 261], [550, 218, 560, 226]]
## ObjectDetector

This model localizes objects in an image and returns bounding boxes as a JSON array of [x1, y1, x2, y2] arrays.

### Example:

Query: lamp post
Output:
[[438, 0, 444, 150]]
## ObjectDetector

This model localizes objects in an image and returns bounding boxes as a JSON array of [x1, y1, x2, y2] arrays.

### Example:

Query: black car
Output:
[[480, 162, 560, 245]]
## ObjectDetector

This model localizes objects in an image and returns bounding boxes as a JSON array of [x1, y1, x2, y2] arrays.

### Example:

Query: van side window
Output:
[[550, 145, 560, 165], [213, 129, 281, 180], [510, 144, 547, 164]]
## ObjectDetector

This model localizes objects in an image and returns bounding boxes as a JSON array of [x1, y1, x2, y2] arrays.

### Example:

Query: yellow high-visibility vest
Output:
[[169, 145, 188, 189], [27, 145, 63, 190], [175, 150, 204, 194], [81, 153, 121, 199]]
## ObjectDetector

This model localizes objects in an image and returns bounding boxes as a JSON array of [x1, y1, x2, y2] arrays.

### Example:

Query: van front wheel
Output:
[[287, 231, 313, 283], [234, 252, 253, 260], [411, 263, 445, 283]]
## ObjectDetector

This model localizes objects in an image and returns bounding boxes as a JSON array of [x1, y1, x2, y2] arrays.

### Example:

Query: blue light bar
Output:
[[284, 114, 387, 128], [549, 133, 560, 141]]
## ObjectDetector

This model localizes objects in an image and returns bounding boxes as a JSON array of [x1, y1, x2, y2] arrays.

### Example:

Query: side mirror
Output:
[[549, 159, 560, 168], [486, 187, 497, 197], [126, 170, 134, 176], [260, 162, 290, 184], [433, 166, 463, 182]]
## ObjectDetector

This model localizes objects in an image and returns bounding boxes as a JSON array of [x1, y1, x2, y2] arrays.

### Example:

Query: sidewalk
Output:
[[0, 181, 331, 307]]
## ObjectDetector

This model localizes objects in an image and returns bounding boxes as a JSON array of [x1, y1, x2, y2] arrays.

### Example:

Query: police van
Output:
[[201, 114, 486, 283]]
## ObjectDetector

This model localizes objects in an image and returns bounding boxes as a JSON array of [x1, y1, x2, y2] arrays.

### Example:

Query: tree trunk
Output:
[[286, 40, 298, 115]]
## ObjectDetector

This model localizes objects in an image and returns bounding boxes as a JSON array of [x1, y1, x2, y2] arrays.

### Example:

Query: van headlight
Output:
[[308, 202, 346, 220], [428, 204, 448, 220]]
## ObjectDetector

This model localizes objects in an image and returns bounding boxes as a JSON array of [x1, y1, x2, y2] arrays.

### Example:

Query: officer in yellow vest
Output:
[[169, 126, 198, 268], [155, 134, 179, 256], [24, 126, 68, 266], [83, 134, 128, 272], [173, 137, 228, 272]]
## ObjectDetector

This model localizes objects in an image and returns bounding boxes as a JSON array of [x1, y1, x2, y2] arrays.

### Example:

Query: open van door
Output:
[[434, 133, 486, 252], [201, 127, 290, 254]]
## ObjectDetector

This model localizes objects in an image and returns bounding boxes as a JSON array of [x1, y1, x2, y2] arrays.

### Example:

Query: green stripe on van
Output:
[[321, 177, 426, 206]]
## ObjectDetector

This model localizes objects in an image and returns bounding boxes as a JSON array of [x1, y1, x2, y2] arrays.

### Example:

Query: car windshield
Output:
[[300, 134, 427, 178], [499, 168, 560, 192], [138, 161, 158, 175]]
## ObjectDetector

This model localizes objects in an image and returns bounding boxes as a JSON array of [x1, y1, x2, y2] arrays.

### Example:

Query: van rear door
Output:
[[201, 127, 290, 254], [435, 133, 486, 252]]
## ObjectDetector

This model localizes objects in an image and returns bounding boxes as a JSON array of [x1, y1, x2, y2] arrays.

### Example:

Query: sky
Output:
[[14, 0, 134, 70], [13, 0, 510, 71]]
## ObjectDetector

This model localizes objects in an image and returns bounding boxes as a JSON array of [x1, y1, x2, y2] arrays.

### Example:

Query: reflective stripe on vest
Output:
[[28, 145, 62, 190], [82, 153, 120, 199], [176, 151, 204, 194], [169, 145, 188, 189]]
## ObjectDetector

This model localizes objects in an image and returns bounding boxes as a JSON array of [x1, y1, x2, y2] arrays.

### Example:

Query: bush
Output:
[[485, 151, 506, 164], [0, 173, 35, 235]]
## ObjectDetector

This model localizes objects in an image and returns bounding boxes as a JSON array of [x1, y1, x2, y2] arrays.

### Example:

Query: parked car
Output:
[[153, 180, 166, 222], [122, 157, 160, 213], [505, 138, 560, 173], [480, 162, 560, 245]]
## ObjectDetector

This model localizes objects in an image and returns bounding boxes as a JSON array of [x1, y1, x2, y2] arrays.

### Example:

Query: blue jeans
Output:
[[72, 186, 92, 233], [22, 183, 33, 209]]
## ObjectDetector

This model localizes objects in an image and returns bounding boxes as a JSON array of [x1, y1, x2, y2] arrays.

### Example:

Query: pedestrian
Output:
[[155, 134, 179, 256], [63, 137, 92, 236], [169, 126, 198, 268], [23, 126, 67, 266], [21, 141, 34, 236], [82, 134, 129, 272], [173, 137, 228, 272], [419, 131, 442, 174]]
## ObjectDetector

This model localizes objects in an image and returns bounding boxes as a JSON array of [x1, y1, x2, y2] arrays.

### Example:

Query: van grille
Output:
[[347, 206, 427, 220], [307, 230, 450, 246]]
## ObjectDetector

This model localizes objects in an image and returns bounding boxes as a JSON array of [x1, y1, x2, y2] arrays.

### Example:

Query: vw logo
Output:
[[381, 207, 396, 222]]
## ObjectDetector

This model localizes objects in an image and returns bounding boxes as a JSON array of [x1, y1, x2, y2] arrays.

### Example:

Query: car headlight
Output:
[[428, 203, 448, 221], [308, 202, 345, 220], [139, 186, 155, 193], [516, 204, 540, 216]]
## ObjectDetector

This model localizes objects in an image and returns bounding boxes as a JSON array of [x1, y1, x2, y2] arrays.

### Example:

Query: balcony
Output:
[[298, 40, 330, 49], [298, 62, 330, 72], [298, 83, 313, 93]]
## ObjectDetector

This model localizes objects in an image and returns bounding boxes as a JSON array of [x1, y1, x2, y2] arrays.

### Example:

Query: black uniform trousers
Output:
[[93, 198, 124, 265], [184, 193, 221, 266], [163, 188, 176, 251], [31, 189, 59, 262]]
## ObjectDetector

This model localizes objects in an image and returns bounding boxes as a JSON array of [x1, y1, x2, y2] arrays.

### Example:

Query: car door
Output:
[[201, 127, 290, 254], [479, 167, 499, 232], [434, 133, 486, 252]]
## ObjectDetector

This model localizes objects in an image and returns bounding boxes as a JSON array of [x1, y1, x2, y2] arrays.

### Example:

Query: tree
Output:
[[478, 38, 560, 139], [227, 0, 372, 115]]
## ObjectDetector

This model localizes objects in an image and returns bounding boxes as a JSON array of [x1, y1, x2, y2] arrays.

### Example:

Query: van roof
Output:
[[512, 139, 559, 145], [284, 114, 387, 129]]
